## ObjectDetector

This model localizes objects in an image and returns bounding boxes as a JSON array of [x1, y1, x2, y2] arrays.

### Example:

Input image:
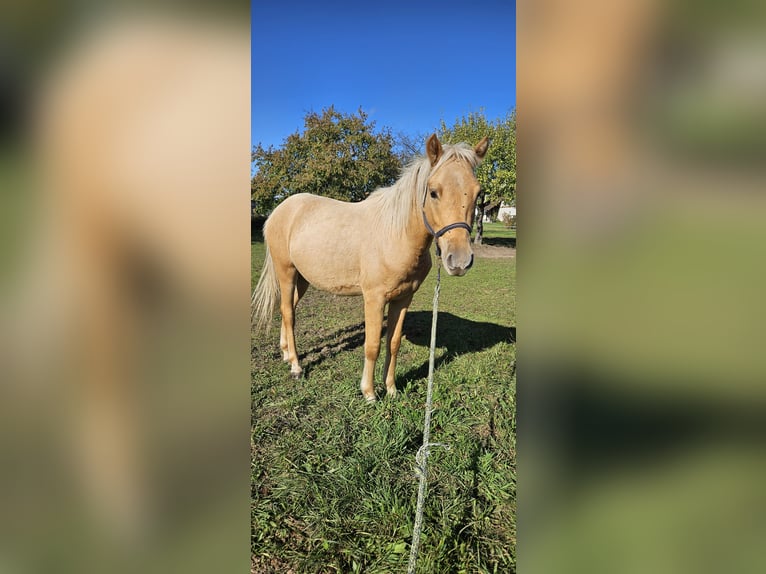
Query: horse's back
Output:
[[265, 193, 355, 243]]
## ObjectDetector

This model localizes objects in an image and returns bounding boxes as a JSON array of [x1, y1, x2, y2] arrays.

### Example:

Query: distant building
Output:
[[484, 202, 516, 223]]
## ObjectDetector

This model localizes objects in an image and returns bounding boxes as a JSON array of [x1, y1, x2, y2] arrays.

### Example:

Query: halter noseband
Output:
[[421, 194, 472, 258]]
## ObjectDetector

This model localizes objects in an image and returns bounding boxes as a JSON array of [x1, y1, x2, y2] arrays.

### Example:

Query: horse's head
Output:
[[423, 134, 489, 276]]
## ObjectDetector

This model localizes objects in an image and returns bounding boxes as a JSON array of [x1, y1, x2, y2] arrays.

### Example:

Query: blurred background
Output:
[[1, 2, 249, 573], [518, 0, 766, 572], [3, 0, 766, 572]]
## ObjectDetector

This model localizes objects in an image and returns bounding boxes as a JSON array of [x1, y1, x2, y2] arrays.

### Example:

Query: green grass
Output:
[[251, 232, 516, 573], [480, 222, 516, 248]]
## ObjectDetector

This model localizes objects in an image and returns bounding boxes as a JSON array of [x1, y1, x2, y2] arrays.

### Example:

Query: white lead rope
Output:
[[407, 264, 451, 574]]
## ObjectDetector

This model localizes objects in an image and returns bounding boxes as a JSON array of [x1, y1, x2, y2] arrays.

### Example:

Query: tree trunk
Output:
[[473, 191, 485, 245]]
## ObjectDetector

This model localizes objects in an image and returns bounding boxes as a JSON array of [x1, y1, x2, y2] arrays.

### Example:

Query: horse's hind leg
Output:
[[279, 273, 308, 364], [277, 268, 305, 378]]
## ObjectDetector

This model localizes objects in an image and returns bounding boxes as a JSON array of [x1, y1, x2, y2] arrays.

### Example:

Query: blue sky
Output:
[[251, 1, 516, 150]]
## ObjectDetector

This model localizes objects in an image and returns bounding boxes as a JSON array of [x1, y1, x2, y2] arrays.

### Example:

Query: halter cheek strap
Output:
[[421, 210, 472, 257]]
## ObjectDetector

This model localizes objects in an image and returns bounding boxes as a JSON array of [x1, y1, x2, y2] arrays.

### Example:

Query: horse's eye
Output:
[[429, 189, 438, 199]]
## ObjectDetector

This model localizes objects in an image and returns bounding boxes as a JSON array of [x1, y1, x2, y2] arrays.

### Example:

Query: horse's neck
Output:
[[403, 201, 433, 257], [371, 174, 433, 257]]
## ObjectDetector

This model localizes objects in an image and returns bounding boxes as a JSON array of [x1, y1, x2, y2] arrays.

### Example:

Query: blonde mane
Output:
[[365, 142, 481, 237]]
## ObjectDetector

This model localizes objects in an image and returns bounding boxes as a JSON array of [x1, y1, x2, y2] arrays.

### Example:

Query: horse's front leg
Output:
[[360, 294, 385, 402], [383, 294, 413, 398]]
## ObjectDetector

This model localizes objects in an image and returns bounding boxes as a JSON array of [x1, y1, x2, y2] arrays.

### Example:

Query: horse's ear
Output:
[[474, 136, 490, 160], [426, 134, 442, 166]]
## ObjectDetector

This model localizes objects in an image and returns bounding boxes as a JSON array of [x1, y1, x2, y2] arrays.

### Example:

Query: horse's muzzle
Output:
[[443, 251, 474, 276]]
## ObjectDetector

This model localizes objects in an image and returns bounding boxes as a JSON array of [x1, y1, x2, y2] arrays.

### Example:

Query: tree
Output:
[[392, 129, 429, 166], [439, 110, 516, 244], [251, 106, 401, 214]]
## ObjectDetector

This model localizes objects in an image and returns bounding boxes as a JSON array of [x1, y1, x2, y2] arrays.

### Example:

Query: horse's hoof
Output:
[[364, 394, 377, 404], [386, 388, 398, 399], [290, 370, 303, 380]]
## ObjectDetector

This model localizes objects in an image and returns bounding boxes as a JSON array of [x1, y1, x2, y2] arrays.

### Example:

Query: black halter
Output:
[[421, 194, 472, 257]]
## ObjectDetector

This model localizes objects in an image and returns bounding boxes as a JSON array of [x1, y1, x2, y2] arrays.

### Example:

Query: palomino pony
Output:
[[252, 134, 489, 401]]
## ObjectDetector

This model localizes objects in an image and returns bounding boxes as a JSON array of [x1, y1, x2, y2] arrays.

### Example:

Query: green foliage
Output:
[[252, 107, 401, 214], [439, 110, 517, 209]]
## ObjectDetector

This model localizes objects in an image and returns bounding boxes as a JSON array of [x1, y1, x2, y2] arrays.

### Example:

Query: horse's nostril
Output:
[[466, 254, 474, 270], [445, 253, 453, 268]]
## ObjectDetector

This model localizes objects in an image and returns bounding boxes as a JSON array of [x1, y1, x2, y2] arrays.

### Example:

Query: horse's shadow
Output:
[[298, 312, 514, 385], [299, 322, 367, 374], [483, 236, 516, 248], [397, 311, 515, 390]]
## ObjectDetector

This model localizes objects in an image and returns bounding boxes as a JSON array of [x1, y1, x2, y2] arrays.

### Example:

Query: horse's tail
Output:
[[251, 243, 279, 331]]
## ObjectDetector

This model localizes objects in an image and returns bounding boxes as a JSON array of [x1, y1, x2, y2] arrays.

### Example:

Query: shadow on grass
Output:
[[299, 321, 367, 375], [398, 311, 515, 391], [482, 236, 516, 248], [295, 312, 514, 385]]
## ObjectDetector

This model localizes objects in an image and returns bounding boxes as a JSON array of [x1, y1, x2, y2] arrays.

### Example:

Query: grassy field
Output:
[[251, 230, 516, 573], [480, 222, 516, 248]]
